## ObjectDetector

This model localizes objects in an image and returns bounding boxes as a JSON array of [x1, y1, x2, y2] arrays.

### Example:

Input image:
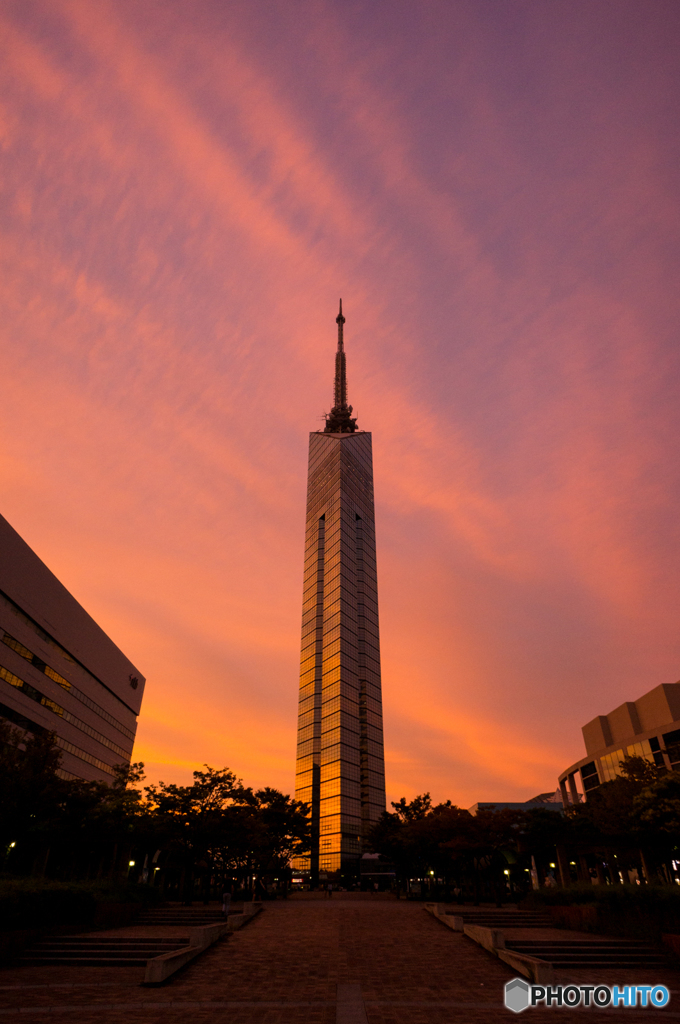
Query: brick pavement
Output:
[[0, 898, 678, 1022]]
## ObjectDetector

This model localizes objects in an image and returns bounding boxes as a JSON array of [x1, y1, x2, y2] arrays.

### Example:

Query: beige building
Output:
[[559, 682, 680, 804]]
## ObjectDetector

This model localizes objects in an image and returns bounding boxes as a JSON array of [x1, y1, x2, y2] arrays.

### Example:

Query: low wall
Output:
[[463, 923, 505, 953], [144, 922, 230, 986], [497, 948, 555, 984], [548, 904, 598, 932], [227, 902, 262, 931], [424, 904, 463, 930], [144, 905, 264, 984], [425, 905, 554, 985]]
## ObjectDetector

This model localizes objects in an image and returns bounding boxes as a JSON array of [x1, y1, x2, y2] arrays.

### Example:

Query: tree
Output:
[[142, 768, 312, 899], [0, 721, 63, 872], [635, 772, 680, 835], [144, 766, 243, 901], [572, 755, 669, 883], [631, 769, 680, 881], [391, 793, 433, 822], [247, 787, 311, 880], [223, 787, 311, 892], [369, 794, 577, 901], [0, 744, 310, 896], [366, 794, 439, 885], [368, 797, 486, 896]]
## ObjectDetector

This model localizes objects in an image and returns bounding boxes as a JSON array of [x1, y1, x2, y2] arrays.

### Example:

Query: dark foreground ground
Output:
[[0, 896, 678, 1023]]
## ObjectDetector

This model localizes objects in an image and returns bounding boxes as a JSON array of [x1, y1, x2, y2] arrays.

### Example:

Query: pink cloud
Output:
[[1, 0, 679, 807]]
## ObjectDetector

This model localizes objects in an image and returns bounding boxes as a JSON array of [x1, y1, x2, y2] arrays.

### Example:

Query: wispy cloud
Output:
[[1, 0, 679, 805]]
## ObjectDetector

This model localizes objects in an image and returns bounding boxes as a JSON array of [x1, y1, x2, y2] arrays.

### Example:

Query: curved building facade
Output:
[[559, 681, 680, 804]]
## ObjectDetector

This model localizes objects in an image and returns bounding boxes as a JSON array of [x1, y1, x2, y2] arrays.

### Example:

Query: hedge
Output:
[[522, 883, 680, 910], [521, 884, 680, 941], [0, 879, 161, 932]]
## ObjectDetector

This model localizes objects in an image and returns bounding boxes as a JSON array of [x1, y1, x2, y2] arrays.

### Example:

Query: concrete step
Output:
[[27, 944, 187, 953], [510, 950, 667, 960], [521, 958, 668, 968], [451, 913, 552, 927], [139, 909, 225, 917], [137, 911, 225, 920], [20, 936, 189, 966], [475, 923, 553, 928], [138, 910, 225, 915], [506, 940, 668, 969], [21, 956, 151, 967], [137, 913, 225, 918], [136, 918, 225, 926], [509, 940, 657, 948], [136, 913, 225, 921], [446, 913, 553, 921], [34, 938, 186, 946]]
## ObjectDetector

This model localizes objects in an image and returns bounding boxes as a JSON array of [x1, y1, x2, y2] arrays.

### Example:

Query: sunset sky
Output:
[[1, 0, 679, 807]]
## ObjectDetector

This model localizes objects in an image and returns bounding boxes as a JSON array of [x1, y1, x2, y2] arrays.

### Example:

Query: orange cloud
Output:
[[1, 0, 679, 808]]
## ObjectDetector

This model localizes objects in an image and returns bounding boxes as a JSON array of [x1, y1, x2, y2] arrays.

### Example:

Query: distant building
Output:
[[293, 303, 386, 883], [558, 682, 680, 804], [0, 512, 145, 782], [468, 792, 563, 815], [359, 852, 396, 888]]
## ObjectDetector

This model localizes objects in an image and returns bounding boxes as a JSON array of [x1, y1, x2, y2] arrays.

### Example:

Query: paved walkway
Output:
[[0, 898, 678, 1022]]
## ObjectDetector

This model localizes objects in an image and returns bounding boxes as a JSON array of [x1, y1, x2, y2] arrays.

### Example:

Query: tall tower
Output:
[[294, 302, 386, 883]]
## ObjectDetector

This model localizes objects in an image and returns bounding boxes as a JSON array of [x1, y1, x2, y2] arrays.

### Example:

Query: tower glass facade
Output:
[[294, 304, 386, 880]]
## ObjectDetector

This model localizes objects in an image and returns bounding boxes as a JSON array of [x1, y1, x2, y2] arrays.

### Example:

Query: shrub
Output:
[[0, 879, 161, 932], [521, 884, 680, 941], [522, 883, 680, 910]]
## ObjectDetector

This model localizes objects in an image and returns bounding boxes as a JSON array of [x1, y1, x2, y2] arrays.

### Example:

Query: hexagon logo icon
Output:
[[505, 978, 531, 1013]]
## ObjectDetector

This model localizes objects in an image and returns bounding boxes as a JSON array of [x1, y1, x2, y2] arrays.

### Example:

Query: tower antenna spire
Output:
[[337, 298, 345, 344], [324, 300, 357, 433]]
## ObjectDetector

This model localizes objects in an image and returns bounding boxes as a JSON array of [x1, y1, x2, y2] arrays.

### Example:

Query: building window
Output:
[[0, 699, 114, 777], [580, 760, 600, 790], [0, 662, 131, 760], [1, 631, 135, 742], [598, 740, 656, 783], [663, 729, 680, 767]]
